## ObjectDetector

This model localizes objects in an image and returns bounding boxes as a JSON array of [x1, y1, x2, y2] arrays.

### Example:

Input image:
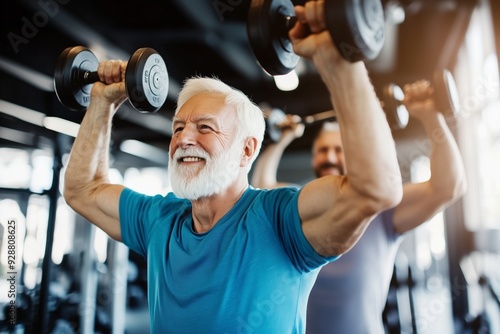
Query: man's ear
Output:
[[241, 136, 258, 167]]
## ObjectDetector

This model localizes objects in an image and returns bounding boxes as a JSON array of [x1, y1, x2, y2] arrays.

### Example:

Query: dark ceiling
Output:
[[0, 0, 488, 167]]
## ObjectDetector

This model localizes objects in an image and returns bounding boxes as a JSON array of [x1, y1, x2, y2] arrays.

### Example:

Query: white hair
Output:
[[319, 121, 340, 133], [175, 76, 266, 169], [314, 121, 340, 139], [312, 121, 341, 152]]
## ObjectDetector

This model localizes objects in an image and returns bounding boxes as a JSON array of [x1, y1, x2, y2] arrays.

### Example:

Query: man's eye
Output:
[[174, 127, 183, 133], [200, 124, 212, 130]]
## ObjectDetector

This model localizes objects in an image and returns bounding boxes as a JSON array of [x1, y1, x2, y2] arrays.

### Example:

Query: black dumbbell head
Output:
[[54, 46, 99, 111], [125, 47, 169, 113], [247, 0, 300, 76]]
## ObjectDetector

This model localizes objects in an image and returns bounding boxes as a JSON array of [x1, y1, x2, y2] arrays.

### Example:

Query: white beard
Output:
[[168, 141, 242, 200]]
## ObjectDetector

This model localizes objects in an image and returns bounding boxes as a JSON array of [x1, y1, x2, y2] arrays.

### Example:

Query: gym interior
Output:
[[1, 0, 500, 333]]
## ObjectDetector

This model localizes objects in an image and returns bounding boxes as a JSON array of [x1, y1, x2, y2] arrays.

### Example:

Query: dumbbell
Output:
[[54, 46, 169, 113], [266, 105, 407, 141], [266, 104, 406, 141], [262, 104, 336, 142], [247, 0, 385, 75], [264, 69, 460, 140], [380, 83, 410, 130], [380, 69, 460, 130]]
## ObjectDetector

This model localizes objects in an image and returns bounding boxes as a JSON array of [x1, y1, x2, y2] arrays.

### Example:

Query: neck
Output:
[[190, 178, 248, 233]]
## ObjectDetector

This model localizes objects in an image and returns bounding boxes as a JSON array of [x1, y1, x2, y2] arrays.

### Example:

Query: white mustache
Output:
[[172, 147, 210, 162]]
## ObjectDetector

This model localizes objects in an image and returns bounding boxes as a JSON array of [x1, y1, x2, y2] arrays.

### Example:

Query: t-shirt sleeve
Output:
[[119, 187, 164, 257], [259, 188, 339, 273]]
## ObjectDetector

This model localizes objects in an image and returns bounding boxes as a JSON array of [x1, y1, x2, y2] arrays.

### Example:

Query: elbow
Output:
[[381, 172, 403, 209], [437, 175, 468, 205], [63, 183, 80, 211], [63, 171, 81, 207], [63, 178, 75, 205], [360, 192, 402, 224], [348, 174, 403, 217], [385, 185, 403, 210], [361, 188, 402, 222], [366, 176, 403, 213], [62, 174, 90, 211], [456, 175, 468, 199], [449, 177, 467, 203]]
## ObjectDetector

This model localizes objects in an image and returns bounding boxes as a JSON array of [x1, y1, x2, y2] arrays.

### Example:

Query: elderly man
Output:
[[62, 2, 402, 332]]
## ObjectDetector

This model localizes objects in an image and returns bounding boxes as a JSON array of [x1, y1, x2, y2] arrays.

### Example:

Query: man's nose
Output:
[[326, 149, 338, 162], [177, 125, 197, 148]]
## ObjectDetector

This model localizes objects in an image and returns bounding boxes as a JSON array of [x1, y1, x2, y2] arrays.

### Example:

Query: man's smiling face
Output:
[[168, 93, 242, 200]]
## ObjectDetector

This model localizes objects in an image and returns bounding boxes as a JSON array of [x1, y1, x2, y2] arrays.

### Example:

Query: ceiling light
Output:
[[0, 99, 45, 126], [385, 0, 406, 25], [274, 70, 299, 91], [120, 140, 168, 165], [43, 117, 80, 137]]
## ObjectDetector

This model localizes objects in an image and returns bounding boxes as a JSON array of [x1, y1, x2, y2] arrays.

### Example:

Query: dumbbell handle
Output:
[[271, 72, 455, 136], [276, 14, 298, 37], [274, 109, 336, 129], [302, 110, 336, 124], [383, 83, 444, 109], [79, 71, 100, 85]]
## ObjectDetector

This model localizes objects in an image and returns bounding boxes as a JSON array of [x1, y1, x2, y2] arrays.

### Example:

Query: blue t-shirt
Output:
[[120, 186, 337, 333]]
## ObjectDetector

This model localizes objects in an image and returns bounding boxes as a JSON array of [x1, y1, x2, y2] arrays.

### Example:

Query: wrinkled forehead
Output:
[[173, 93, 237, 130], [175, 92, 236, 121]]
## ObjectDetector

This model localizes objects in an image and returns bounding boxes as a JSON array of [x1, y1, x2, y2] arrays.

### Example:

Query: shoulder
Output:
[[121, 188, 191, 213], [249, 186, 300, 203], [232, 187, 301, 219]]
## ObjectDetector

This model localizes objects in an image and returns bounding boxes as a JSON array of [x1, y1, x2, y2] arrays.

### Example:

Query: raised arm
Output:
[[63, 59, 128, 241], [392, 80, 467, 233], [290, 3, 403, 257], [251, 115, 304, 189]]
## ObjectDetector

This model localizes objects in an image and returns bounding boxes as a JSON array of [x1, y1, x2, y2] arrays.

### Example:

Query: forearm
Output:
[[423, 113, 467, 200], [319, 60, 402, 205], [64, 99, 118, 202]]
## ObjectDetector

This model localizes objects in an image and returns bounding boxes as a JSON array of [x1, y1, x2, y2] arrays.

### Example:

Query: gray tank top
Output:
[[306, 208, 402, 334]]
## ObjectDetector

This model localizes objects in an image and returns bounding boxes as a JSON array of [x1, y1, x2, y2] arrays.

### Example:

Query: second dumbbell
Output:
[[54, 46, 169, 113], [247, 0, 386, 76], [381, 69, 460, 130]]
